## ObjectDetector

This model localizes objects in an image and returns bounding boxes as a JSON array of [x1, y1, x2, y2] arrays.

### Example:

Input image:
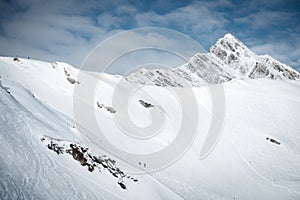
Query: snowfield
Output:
[[1, 54, 300, 199]]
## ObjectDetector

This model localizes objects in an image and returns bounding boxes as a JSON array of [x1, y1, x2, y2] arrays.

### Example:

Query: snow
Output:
[[127, 33, 300, 87], [1, 48, 300, 199], [0, 58, 182, 199]]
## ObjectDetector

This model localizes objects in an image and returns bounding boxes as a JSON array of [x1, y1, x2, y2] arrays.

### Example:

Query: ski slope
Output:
[[1, 56, 300, 199]]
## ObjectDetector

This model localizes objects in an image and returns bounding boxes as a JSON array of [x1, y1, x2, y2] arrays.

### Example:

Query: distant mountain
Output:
[[126, 33, 300, 87]]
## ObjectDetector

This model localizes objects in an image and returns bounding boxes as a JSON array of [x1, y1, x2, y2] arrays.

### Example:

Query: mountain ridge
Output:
[[125, 33, 300, 87]]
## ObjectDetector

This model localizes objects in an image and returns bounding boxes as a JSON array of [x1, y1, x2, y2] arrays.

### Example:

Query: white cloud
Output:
[[133, 0, 233, 51], [135, 1, 229, 34], [0, 0, 119, 66], [234, 11, 297, 29], [82, 28, 206, 74], [97, 13, 125, 29], [0, 0, 226, 70], [0, 0, 299, 72]]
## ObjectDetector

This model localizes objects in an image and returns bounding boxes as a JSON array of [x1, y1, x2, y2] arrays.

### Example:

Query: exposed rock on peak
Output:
[[126, 33, 300, 87]]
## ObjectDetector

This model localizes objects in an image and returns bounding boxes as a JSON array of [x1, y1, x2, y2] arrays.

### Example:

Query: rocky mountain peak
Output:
[[126, 33, 300, 87], [209, 33, 257, 77]]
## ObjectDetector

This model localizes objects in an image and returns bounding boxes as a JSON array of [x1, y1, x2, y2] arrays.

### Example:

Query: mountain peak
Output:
[[223, 33, 238, 40], [126, 33, 300, 86], [211, 33, 246, 53], [209, 33, 257, 77]]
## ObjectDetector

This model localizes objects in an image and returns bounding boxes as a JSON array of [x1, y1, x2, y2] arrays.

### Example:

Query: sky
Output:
[[0, 0, 300, 73]]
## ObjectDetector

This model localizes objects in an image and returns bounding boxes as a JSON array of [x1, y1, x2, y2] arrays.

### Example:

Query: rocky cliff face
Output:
[[126, 33, 300, 87]]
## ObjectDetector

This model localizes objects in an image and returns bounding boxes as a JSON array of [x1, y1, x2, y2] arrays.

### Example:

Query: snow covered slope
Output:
[[0, 57, 182, 199], [1, 54, 300, 200], [126, 33, 300, 86]]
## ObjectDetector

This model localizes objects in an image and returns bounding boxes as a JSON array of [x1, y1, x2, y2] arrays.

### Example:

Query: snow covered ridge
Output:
[[126, 33, 300, 87]]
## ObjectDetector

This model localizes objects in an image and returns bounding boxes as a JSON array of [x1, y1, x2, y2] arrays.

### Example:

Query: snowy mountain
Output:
[[1, 33, 300, 199], [126, 33, 300, 86]]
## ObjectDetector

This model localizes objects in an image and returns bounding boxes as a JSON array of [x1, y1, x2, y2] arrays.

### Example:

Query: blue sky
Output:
[[0, 0, 299, 72]]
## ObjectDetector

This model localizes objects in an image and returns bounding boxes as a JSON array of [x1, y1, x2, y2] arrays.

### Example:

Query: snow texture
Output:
[[0, 33, 300, 199]]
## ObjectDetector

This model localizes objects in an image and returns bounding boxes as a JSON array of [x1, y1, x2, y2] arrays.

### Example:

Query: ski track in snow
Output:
[[233, 138, 299, 196]]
